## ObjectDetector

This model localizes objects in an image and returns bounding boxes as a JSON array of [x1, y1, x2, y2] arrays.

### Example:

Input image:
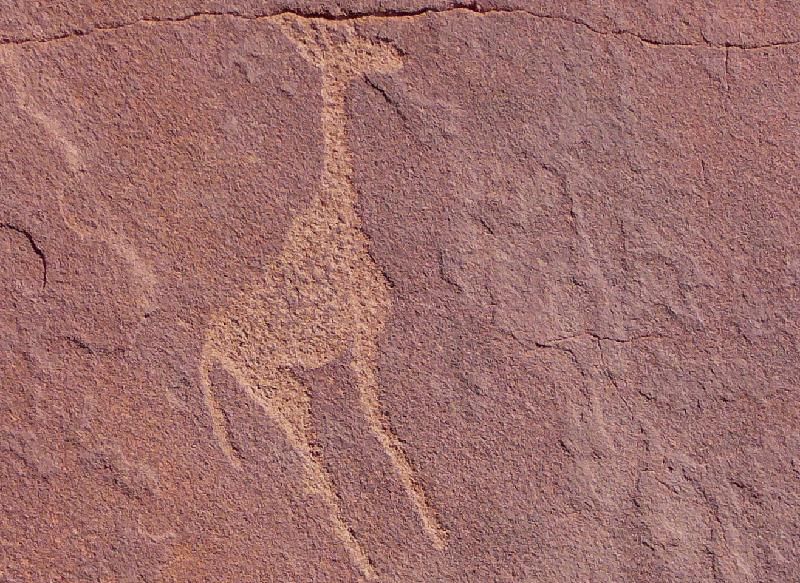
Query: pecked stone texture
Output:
[[0, 4, 798, 583]]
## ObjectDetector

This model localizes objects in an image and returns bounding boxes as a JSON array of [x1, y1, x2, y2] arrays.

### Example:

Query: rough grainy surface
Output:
[[1, 2, 798, 582]]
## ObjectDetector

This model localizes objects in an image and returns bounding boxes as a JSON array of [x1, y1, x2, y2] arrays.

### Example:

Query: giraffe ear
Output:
[[373, 40, 405, 73], [337, 25, 404, 72], [277, 16, 327, 64]]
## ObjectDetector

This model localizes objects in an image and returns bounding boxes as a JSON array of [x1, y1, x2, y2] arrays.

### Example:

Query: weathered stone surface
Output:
[[1, 3, 798, 582]]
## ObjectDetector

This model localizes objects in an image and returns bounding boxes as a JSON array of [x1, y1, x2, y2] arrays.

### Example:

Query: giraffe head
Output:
[[279, 16, 404, 79]]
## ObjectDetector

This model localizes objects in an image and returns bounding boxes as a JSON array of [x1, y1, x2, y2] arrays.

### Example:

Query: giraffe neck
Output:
[[318, 69, 359, 221]]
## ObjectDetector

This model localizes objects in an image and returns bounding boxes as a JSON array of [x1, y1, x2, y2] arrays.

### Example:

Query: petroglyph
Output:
[[0, 52, 156, 315], [199, 17, 446, 579]]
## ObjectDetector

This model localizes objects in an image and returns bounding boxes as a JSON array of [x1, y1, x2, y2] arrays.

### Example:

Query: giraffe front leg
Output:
[[254, 367, 377, 581], [350, 340, 448, 551]]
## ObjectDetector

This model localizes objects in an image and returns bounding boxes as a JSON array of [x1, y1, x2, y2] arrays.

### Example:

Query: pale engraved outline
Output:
[[199, 16, 447, 580]]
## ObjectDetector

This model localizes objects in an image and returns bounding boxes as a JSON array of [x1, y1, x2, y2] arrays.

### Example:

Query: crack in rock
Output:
[[0, 4, 798, 50], [535, 331, 667, 348], [1, 222, 47, 289]]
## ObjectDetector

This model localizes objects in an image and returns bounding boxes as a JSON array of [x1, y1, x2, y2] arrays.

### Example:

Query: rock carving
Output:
[[199, 17, 446, 579]]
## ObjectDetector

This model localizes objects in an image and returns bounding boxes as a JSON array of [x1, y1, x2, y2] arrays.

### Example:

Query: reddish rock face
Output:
[[1, 4, 798, 583]]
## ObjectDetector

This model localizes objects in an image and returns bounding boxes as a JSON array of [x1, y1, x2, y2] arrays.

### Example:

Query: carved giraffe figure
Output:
[[199, 17, 446, 579]]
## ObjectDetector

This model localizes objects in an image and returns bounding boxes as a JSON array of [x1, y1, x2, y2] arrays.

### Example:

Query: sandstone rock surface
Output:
[[1, 2, 798, 582]]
